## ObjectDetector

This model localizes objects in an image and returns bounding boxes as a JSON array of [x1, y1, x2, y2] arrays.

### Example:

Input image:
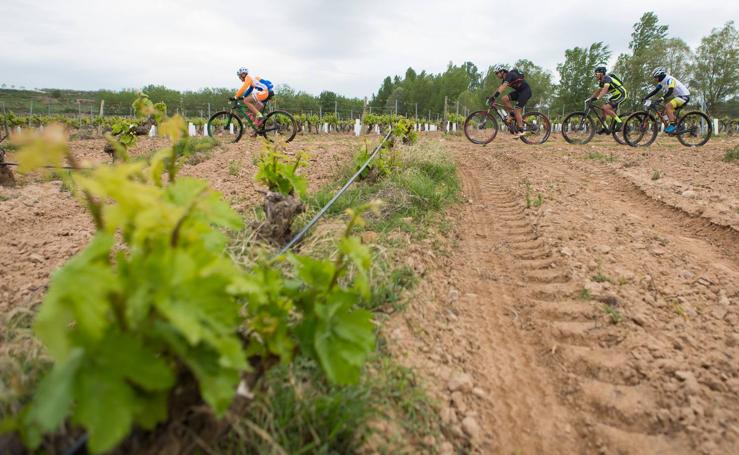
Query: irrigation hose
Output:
[[277, 129, 393, 255]]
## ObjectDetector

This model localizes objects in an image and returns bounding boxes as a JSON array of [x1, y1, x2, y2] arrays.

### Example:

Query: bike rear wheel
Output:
[[561, 112, 595, 144], [520, 111, 551, 145], [464, 111, 498, 144], [676, 111, 712, 147], [623, 111, 658, 147], [207, 111, 243, 143], [260, 110, 297, 143]]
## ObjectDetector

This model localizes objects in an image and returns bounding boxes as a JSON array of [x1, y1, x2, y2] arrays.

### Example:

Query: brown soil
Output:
[[0, 134, 364, 315], [386, 135, 739, 454]]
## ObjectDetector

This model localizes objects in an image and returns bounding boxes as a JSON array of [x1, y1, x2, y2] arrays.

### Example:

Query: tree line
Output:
[[370, 13, 738, 118]]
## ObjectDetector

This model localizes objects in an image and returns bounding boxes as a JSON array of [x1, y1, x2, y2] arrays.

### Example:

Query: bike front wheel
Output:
[[623, 111, 658, 147], [520, 111, 551, 145], [561, 112, 595, 144], [464, 111, 498, 144], [260, 110, 297, 143], [676, 111, 712, 147], [207, 111, 243, 143]]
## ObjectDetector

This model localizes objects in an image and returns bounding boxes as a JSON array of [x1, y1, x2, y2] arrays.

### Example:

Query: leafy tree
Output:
[[690, 21, 739, 114], [614, 12, 670, 109], [514, 59, 554, 110], [554, 42, 612, 115]]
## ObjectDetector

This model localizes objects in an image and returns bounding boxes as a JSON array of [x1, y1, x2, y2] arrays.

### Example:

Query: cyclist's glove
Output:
[[229, 97, 238, 101], [492, 92, 500, 100]]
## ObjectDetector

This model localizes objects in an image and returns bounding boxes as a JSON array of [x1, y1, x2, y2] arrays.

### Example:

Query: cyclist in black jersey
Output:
[[589, 66, 627, 134], [490, 64, 532, 138]]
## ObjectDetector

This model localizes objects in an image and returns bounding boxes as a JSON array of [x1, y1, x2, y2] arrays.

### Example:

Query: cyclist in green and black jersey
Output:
[[589, 66, 627, 134]]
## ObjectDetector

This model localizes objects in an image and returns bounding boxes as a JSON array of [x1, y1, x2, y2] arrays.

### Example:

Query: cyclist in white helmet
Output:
[[643, 67, 690, 134], [232, 67, 274, 126]]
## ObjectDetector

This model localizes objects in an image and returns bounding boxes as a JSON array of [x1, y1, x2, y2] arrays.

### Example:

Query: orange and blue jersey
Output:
[[235, 75, 274, 99]]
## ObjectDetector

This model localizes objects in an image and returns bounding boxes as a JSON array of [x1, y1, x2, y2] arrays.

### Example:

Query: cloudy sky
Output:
[[1, 0, 736, 97]]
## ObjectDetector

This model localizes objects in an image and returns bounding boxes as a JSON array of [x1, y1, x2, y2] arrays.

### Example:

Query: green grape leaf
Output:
[[337, 236, 372, 298], [35, 233, 118, 360], [311, 293, 375, 385], [289, 254, 335, 290], [25, 348, 84, 434], [73, 366, 136, 454], [98, 332, 175, 391]]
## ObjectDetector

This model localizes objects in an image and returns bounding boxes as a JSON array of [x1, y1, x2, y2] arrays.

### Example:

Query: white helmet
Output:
[[493, 64, 508, 73], [651, 67, 667, 78], [236, 67, 249, 77]]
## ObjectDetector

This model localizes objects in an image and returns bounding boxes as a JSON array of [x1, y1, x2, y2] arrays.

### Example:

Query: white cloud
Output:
[[1, 0, 736, 96]]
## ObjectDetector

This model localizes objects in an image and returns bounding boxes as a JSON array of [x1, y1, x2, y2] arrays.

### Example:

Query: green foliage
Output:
[[392, 117, 418, 144], [133, 92, 167, 123], [235, 203, 378, 385], [604, 302, 623, 324], [7, 97, 375, 453], [254, 142, 308, 197], [691, 21, 739, 114], [353, 141, 398, 181], [613, 12, 676, 111], [724, 145, 739, 162], [10, 127, 246, 453], [554, 42, 612, 114]]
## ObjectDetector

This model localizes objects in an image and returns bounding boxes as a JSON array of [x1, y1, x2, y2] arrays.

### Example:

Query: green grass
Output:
[[592, 272, 612, 283], [219, 356, 444, 454], [306, 141, 459, 237], [174, 136, 220, 165], [586, 151, 616, 162], [228, 159, 240, 176], [367, 265, 418, 312], [723, 145, 739, 163], [651, 170, 661, 180], [604, 303, 622, 324], [224, 138, 462, 454], [579, 288, 592, 300]]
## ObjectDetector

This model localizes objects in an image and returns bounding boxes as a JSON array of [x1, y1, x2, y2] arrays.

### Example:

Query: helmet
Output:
[[236, 67, 249, 77], [651, 67, 667, 79], [594, 66, 607, 74], [493, 64, 507, 73]]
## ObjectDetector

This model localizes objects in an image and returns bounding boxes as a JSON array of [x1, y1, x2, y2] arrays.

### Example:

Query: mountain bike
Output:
[[207, 98, 297, 143], [622, 99, 712, 147], [561, 99, 628, 145], [463, 98, 551, 145]]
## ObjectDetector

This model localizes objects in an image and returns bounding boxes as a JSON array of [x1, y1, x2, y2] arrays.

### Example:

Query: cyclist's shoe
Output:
[[512, 130, 526, 139], [665, 123, 677, 134], [597, 127, 608, 135]]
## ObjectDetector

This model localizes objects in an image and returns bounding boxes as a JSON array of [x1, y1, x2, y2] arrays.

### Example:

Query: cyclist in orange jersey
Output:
[[233, 67, 274, 125]]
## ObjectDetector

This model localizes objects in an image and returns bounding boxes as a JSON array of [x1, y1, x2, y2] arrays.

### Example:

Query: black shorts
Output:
[[608, 94, 626, 111], [508, 85, 532, 108]]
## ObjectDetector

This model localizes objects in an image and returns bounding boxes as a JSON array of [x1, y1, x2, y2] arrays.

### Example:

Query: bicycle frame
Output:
[[580, 102, 614, 130], [487, 101, 523, 134], [643, 101, 681, 129], [228, 99, 265, 130]]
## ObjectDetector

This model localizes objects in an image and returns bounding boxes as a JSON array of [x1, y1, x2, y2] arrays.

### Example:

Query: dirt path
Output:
[[388, 136, 738, 454], [0, 135, 363, 315]]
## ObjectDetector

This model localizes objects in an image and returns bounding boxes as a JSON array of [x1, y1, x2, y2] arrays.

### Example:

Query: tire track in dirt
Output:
[[388, 137, 737, 454], [463, 139, 739, 454], [451, 163, 583, 453]]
